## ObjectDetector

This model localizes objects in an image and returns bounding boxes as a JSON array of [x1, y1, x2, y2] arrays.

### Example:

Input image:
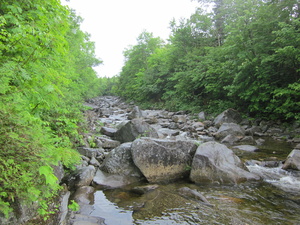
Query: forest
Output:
[[0, 0, 102, 219], [103, 0, 300, 121], [0, 0, 299, 221]]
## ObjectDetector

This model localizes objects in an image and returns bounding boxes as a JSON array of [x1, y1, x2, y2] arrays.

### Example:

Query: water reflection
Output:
[[90, 190, 133, 225]]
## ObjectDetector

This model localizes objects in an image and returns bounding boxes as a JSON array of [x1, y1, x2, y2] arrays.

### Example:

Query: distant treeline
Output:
[[101, 0, 300, 121]]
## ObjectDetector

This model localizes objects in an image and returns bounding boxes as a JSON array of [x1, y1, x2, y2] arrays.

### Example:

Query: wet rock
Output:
[[190, 141, 260, 184], [100, 127, 117, 137], [178, 187, 213, 207], [69, 214, 105, 225], [57, 189, 70, 225], [256, 138, 265, 145], [215, 123, 245, 140], [213, 108, 242, 128], [115, 119, 159, 143], [245, 126, 262, 136], [282, 149, 300, 171], [239, 136, 256, 145], [93, 169, 139, 188], [131, 138, 198, 183], [73, 186, 95, 205], [100, 142, 144, 178], [233, 145, 259, 152], [131, 184, 159, 195]]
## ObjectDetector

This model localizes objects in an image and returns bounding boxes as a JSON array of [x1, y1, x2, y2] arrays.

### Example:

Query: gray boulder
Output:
[[100, 127, 117, 137], [213, 109, 242, 128], [190, 141, 260, 184], [215, 123, 245, 140], [131, 138, 198, 183], [282, 149, 300, 171], [115, 119, 159, 143], [101, 142, 143, 178]]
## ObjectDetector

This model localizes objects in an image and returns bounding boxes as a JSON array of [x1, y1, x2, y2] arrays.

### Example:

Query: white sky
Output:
[[62, 0, 200, 77]]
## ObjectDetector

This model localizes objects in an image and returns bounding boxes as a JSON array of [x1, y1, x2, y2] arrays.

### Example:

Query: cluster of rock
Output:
[[59, 96, 300, 225]]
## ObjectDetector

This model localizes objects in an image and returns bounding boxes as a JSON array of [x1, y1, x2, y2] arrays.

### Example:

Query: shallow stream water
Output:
[[85, 138, 300, 225]]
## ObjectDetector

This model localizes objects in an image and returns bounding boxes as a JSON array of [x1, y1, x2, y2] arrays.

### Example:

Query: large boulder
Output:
[[115, 119, 159, 143], [282, 149, 300, 171], [63, 165, 96, 190], [213, 109, 242, 128], [190, 141, 260, 184], [131, 138, 198, 183], [215, 123, 245, 140], [100, 142, 143, 178]]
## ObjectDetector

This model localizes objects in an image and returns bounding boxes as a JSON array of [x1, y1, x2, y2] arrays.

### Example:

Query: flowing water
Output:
[[83, 138, 300, 225]]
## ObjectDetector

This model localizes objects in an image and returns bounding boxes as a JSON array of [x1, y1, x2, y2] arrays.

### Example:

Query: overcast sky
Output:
[[62, 0, 199, 77]]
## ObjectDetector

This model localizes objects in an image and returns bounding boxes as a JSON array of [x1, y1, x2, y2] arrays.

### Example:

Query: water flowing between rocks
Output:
[[67, 96, 300, 225]]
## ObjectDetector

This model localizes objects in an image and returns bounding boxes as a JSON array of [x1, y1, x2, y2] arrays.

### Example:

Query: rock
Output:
[[190, 141, 260, 184], [172, 115, 187, 124], [52, 162, 65, 183], [64, 165, 96, 190], [221, 134, 242, 145], [198, 112, 206, 121], [295, 143, 300, 149], [115, 119, 159, 143], [100, 127, 117, 137], [73, 186, 95, 205], [57, 189, 70, 225], [239, 136, 256, 145], [213, 108, 242, 128], [282, 149, 300, 171], [215, 123, 245, 140], [77, 147, 103, 158], [95, 136, 120, 149], [100, 142, 143, 178], [131, 138, 198, 183], [89, 157, 101, 167], [233, 145, 260, 152], [157, 128, 180, 137], [256, 138, 265, 145], [128, 106, 143, 119], [69, 214, 105, 225], [93, 169, 139, 188], [131, 184, 159, 195], [178, 187, 213, 207], [245, 126, 262, 136]]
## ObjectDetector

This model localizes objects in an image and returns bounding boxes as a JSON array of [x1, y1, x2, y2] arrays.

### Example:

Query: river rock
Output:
[[93, 169, 139, 188], [215, 123, 245, 140], [128, 106, 143, 119], [190, 141, 260, 184], [131, 138, 198, 183], [64, 165, 96, 190], [100, 142, 144, 178], [115, 119, 159, 143], [282, 149, 300, 171], [213, 108, 242, 128], [73, 186, 95, 205]]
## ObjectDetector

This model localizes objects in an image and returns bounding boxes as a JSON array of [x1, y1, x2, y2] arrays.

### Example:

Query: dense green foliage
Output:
[[115, 0, 300, 120], [0, 0, 102, 219]]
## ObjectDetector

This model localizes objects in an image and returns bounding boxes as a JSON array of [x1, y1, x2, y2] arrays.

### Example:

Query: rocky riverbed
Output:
[[61, 96, 300, 225]]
